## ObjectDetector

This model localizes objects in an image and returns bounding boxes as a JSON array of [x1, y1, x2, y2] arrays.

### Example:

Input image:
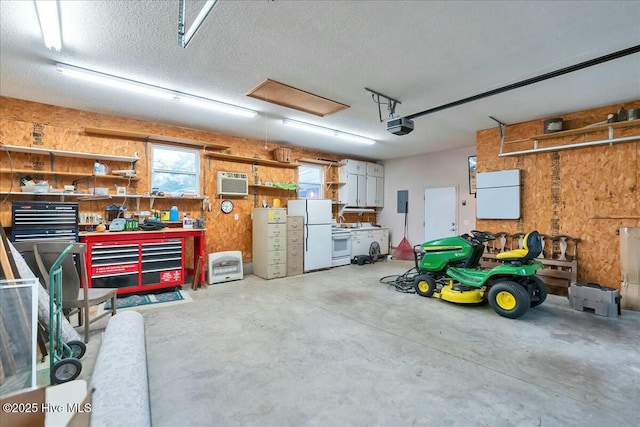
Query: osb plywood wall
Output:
[[0, 97, 375, 264], [476, 100, 640, 290]]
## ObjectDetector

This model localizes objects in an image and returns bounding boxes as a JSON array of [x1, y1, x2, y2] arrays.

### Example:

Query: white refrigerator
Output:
[[287, 199, 333, 272]]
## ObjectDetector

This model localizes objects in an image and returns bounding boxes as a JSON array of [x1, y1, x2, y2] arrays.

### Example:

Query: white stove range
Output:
[[331, 227, 352, 267]]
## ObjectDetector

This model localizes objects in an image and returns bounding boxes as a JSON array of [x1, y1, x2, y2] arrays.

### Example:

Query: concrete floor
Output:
[[134, 260, 639, 427]]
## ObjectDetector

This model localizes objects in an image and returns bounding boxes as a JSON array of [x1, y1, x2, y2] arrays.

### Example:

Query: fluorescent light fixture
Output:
[[179, 95, 258, 118], [282, 119, 375, 145], [35, 0, 61, 51], [57, 63, 175, 99], [56, 63, 258, 118]]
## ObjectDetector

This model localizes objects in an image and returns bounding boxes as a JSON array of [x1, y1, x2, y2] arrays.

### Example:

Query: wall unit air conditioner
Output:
[[208, 251, 244, 284], [217, 172, 249, 196]]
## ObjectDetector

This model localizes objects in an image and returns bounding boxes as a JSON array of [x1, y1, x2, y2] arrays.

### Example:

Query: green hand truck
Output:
[[47, 244, 86, 384]]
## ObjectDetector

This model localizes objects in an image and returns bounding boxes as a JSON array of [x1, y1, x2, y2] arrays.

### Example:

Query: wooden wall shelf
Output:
[[2, 144, 139, 163], [0, 191, 206, 202], [499, 120, 640, 157], [83, 127, 230, 150], [530, 120, 640, 141], [297, 158, 345, 166], [0, 168, 139, 181], [590, 215, 640, 219], [205, 153, 299, 168], [249, 184, 297, 191]]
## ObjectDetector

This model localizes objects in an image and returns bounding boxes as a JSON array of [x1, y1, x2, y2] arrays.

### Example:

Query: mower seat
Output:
[[496, 231, 542, 263]]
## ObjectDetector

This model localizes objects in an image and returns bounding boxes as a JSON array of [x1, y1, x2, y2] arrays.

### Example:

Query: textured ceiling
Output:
[[1, 1, 639, 160]]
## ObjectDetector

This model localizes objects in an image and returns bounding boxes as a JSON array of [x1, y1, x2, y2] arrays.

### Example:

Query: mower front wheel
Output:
[[488, 281, 531, 319], [414, 274, 436, 297]]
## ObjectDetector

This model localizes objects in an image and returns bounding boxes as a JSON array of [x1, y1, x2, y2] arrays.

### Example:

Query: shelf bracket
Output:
[[48, 152, 59, 187], [489, 116, 507, 155]]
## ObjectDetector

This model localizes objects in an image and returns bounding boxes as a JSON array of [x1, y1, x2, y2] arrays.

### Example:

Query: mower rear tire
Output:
[[488, 281, 531, 319], [524, 276, 547, 307], [414, 274, 436, 297]]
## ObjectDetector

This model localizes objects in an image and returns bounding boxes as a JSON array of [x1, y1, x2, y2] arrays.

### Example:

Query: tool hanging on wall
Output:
[[394, 201, 414, 260]]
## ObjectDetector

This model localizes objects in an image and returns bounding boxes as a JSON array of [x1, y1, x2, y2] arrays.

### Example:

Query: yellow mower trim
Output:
[[435, 284, 485, 304]]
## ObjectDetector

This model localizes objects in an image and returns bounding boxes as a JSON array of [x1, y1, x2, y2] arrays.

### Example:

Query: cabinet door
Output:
[[366, 162, 384, 178], [356, 174, 367, 207], [375, 176, 384, 207], [351, 232, 365, 256], [365, 176, 384, 207], [341, 172, 368, 207], [373, 229, 389, 255], [341, 173, 359, 206], [366, 176, 377, 206]]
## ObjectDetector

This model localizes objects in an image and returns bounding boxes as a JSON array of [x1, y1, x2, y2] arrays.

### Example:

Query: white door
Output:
[[424, 186, 457, 241]]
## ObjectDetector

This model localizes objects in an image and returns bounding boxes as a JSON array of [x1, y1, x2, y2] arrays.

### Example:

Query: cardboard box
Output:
[[0, 380, 92, 427]]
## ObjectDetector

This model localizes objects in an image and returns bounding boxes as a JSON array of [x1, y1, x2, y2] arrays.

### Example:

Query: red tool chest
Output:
[[84, 238, 184, 295]]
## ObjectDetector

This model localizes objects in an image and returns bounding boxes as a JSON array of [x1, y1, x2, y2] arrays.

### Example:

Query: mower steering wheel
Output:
[[470, 230, 495, 242]]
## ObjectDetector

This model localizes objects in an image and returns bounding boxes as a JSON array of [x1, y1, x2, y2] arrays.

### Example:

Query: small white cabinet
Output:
[[366, 163, 384, 178], [350, 228, 389, 257], [340, 160, 367, 207], [344, 159, 367, 175], [342, 173, 366, 207], [340, 159, 384, 208]]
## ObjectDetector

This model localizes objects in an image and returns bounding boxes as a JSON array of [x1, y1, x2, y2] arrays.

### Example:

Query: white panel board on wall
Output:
[[476, 169, 520, 219]]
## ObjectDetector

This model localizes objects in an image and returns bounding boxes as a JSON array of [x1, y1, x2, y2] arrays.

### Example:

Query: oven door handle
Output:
[[332, 236, 351, 240]]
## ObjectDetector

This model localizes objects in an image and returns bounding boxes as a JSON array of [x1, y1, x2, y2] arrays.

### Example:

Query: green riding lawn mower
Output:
[[412, 230, 547, 319]]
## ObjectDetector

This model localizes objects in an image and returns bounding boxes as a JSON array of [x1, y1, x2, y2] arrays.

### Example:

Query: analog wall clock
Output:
[[221, 200, 234, 214]]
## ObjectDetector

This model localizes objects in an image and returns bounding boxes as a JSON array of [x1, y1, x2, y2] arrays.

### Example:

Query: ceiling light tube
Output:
[[35, 0, 61, 51], [179, 95, 258, 118], [57, 63, 175, 100], [56, 63, 258, 118], [282, 119, 375, 145]]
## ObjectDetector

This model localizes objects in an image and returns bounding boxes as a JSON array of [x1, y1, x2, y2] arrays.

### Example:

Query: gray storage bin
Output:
[[569, 282, 621, 317]]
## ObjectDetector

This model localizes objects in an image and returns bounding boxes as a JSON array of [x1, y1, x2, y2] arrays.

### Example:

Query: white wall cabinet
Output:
[[345, 174, 366, 207], [366, 163, 384, 178], [340, 159, 384, 208], [344, 159, 367, 175], [366, 176, 384, 207]]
